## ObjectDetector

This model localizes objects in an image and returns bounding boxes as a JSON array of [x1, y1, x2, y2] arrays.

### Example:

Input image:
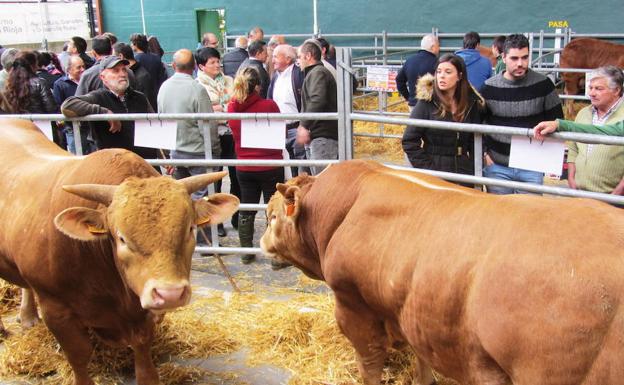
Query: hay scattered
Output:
[[0, 281, 20, 315], [0, 280, 457, 385], [353, 93, 409, 164]]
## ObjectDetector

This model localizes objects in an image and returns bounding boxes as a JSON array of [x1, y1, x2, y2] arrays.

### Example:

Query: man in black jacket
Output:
[[396, 34, 439, 112], [61, 56, 158, 162], [238, 40, 270, 98], [222, 36, 248, 77], [296, 40, 338, 175], [113, 42, 155, 110]]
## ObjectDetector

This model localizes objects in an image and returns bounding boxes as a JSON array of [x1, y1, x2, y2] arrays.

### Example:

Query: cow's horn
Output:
[[62, 184, 117, 206], [179, 171, 228, 194]]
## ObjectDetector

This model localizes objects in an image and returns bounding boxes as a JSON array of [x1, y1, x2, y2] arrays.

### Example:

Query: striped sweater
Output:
[[567, 104, 624, 193], [481, 69, 563, 165]]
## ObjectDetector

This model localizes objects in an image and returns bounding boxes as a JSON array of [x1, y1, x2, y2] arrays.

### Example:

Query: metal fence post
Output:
[[201, 119, 219, 247], [336, 47, 353, 160], [378, 30, 388, 134]]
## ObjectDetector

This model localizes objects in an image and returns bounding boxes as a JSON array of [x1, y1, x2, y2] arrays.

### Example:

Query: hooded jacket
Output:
[[402, 74, 485, 174], [455, 48, 492, 91], [227, 92, 283, 172]]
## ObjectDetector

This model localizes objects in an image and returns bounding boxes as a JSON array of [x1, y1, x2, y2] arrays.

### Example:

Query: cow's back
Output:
[[560, 38, 624, 69]]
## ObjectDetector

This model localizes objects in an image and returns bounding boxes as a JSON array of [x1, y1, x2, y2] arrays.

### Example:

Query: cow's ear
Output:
[[54, 207, 109, 241], [195, 193, 240, 226], [276, 183, 302, 220]]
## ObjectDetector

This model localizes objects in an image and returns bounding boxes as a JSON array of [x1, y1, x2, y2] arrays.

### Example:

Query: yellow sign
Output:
[[548, 20, 569, 28]]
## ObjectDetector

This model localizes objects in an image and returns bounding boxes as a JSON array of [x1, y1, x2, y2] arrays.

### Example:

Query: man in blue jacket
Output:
[[396, 34, 439, 112], [455, 31, 492, 91]]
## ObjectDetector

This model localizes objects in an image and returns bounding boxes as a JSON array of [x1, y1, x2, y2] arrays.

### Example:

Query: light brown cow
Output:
[[478, 45, 497, 67], [0, 119, 239, 385], [560, 38, 624, 115], [261, 160, 624, 385]]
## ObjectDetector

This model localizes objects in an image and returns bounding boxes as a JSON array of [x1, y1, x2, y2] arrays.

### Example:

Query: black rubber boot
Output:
[[238, 213, 255, 264]]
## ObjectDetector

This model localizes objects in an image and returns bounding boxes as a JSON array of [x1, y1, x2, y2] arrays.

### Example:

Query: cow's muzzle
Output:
[[140, 279, 191, 310]]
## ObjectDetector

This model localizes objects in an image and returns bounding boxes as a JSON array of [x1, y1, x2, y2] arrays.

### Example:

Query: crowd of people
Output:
[[398, 31, 624, 197], [0, 26, 339, 268], [0, 27, 621, 266]]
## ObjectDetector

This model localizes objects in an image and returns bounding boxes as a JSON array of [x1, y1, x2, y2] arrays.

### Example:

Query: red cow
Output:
[[0, 119, 239, 385], [261, 160, 624, 385]]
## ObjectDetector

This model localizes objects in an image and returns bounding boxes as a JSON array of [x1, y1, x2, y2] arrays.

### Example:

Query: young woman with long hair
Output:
[[2, 51, 57, 114], [402, 53, 485, 176]]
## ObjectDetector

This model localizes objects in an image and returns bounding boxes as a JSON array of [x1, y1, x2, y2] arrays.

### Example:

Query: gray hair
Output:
[[274, 44, 297, 62], [590, 65, 624, 96], [235, 36, 248, 49], [1, 48, 19, 70], [421, 34, 438, 51]]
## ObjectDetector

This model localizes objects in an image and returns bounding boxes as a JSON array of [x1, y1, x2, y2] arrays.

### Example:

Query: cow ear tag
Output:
[[87, 225, 107, 234], [286, 203, 295, 217]]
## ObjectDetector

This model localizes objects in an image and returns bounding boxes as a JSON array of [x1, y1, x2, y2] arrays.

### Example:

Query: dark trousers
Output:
[[215, 134, 240, 199], [236, 168, 284, 249]]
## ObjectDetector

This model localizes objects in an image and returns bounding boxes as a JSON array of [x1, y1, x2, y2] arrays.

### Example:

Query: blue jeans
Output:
[[308, 137, 338, 176], [65, 125, 92, 155], [483, 163, 544, 195]]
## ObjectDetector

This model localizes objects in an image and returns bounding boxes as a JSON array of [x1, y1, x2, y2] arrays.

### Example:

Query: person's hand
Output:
[[567, 177, 578, 190], [109, 120, 122, 133], [484, 153, 494, 167], [212, 104, 224, 112], [533, 120, 558, 140], [296, 126, 311, 145]]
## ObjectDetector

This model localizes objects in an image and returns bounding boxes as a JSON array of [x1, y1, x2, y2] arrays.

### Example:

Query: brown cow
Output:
[[0, 119, 239, 385], [478, 45, 497, 67], [261, 160, 624, 385], [560, 38, 624, 115]]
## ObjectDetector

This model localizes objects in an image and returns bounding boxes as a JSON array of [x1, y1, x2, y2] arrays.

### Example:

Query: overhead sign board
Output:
[[0, 2, 89, 45]]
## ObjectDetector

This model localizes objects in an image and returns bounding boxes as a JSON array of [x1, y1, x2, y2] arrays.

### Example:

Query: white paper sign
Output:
[[33, 120, 53, 141], [508, 135, 566, 176], [241, 119, 286, 150], [0, 3, 90, 45], [134, 120, 177, 150]]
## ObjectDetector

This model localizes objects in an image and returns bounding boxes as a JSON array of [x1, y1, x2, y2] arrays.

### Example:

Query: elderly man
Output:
[[248, 26, 264, 42], [52, 56, 87, 154], [200, 32, 220, 48], [566, 66, 624, 194], [268, 44, 307, 176], [157, 49, 218, 200], [396, 34, 439, 112], [480, 34, 563, 194], [61, 56, 157, 162], [0, 48, 19, 91], [239, 40, 270, 98], [223, 36, 249, 77], [296, 39, 338, 175]]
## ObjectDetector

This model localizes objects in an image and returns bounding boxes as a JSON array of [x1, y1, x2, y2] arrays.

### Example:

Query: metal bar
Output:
[[387, 165, 624, 205], [350, 113, 624, 146], [200, 119, 219, 246], [336, 47, 348, 161], [0, 112, 339, 121], [147, 159, 340, 167]]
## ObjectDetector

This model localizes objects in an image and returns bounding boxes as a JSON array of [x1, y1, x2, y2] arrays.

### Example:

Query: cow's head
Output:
[[260, 174, 323, 280], [53, 172, 239, 312]]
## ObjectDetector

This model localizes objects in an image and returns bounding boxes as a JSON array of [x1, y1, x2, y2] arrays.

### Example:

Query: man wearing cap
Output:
[[60, 56, 158, 161]]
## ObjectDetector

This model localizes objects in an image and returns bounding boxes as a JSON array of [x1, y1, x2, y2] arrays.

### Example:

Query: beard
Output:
[[106, 78, 129, 94]]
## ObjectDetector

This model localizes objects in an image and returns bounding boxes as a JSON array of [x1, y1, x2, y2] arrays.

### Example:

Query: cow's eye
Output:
[[119, 235, 126, 244]]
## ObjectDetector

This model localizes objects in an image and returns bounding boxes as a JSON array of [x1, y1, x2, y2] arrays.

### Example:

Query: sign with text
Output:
[[365, 66, 399, 92], [508, 135, 566, 176], [134, 120, 177, 150], [241, 119, 286, 150], [0, 2, 89, 45]]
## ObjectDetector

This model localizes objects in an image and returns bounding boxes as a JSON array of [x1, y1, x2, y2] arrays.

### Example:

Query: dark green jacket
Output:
[[558, 119, 624, 136], [300, 62, 338, 140]]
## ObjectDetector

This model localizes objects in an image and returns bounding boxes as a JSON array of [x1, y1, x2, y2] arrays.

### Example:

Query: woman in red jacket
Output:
[[228, 67, 285, 267]]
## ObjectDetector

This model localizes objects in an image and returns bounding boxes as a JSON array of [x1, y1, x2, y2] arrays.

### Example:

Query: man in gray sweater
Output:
[[157, 49, 219, 201], [296, 39, 338, 175]]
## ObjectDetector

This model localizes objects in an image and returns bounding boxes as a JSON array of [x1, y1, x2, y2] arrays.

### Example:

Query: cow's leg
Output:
[[334, 295, 388, 385], [131, 318, 160, 385], [38, 298, 94, 385], [18, 288, 39, 328], [412, 356, 436, 385]]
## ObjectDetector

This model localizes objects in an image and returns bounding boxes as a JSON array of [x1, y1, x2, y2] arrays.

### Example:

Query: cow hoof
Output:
[[17, 315, 40, 329]]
